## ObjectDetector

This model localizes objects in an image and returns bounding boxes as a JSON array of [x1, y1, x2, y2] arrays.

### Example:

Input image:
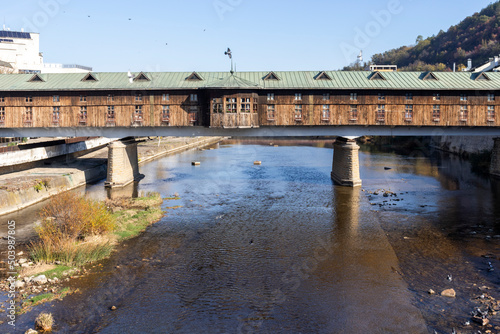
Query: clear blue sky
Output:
[[2, 0, 495, 72]]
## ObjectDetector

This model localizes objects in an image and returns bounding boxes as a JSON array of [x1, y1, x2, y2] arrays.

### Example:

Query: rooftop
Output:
[[0, 30, 32, 40], [0, 70, 498, 91]]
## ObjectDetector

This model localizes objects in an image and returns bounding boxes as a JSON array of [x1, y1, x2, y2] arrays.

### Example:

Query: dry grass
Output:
[[19, 264, 56, 278], [29, 192, 116, 266], [29, 192, 163, 266]]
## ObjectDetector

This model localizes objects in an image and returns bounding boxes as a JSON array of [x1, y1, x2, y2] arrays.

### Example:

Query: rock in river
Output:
[[33, 275, 48, 285], [441, 289, 456, 298]]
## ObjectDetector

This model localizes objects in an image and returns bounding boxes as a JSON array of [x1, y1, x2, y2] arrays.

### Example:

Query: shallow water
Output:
[[2, 139, 499, 333]]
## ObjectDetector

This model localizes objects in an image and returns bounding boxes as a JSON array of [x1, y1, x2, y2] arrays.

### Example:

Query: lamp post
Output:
[[224, 48, 233, 73]]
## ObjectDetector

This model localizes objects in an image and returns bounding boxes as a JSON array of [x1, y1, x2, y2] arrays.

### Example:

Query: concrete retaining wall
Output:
[[0, 164, 107, 216]]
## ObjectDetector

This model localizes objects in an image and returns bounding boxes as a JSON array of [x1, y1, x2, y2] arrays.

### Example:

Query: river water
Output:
[[3, 139, 500, 333]]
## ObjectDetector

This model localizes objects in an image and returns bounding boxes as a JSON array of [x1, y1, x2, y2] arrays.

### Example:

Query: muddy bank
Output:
[[0, 137, 225, 216]]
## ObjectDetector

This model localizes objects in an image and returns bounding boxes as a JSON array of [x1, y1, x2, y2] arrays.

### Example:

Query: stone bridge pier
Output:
[[105, 140, 143, 188], [331, 137, 362, 187]]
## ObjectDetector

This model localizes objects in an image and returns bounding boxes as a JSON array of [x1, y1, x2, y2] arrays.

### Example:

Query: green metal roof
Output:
[[0, 71, 499, 91]]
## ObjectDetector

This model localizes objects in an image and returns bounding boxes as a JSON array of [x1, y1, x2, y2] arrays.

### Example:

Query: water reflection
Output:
[[2, 140, 498, 333], [106, 181, 139, 200]]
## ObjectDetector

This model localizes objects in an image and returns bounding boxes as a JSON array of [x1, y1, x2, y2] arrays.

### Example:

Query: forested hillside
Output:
[[344, 1, 500, 71]]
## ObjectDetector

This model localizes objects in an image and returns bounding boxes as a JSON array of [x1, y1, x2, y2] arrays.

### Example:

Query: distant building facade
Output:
[[0, 29, 91, 74]]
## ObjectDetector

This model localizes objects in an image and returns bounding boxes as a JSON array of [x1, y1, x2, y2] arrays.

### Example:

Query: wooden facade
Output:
[[0, 71, 498, 129]]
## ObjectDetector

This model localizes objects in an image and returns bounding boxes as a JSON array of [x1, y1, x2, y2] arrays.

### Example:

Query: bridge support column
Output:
[[490, 137, 500, 177], [105, 141, 142, 188], [331, 137, 362, 187]]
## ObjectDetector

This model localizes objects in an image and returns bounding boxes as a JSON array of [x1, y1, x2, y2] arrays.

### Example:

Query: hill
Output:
[[344, 1, 500, 71]]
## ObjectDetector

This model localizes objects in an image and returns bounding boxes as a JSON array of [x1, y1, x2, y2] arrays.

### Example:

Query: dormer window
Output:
[[134, 72, 151, 82], [186, 72, 203, 81], [263, 72, 280, 81]]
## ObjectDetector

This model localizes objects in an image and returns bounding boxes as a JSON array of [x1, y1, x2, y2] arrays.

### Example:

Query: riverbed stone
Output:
[[25, 329, 38, 334], [33, 275, 48, 285], [18, 258, 27, 264], [441, 288, 456, 298], [14, 280, 25, 289], [428, 289, 435, 295]]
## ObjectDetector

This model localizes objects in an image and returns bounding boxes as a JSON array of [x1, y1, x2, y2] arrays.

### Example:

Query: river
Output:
[[2, 139, 499, 333]]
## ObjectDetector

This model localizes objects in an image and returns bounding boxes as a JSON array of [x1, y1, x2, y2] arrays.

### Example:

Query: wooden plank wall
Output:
[[0, 89, 497, 128]]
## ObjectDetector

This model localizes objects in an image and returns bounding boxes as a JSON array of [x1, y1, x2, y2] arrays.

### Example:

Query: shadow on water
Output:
[[1, 139, 499, 333]]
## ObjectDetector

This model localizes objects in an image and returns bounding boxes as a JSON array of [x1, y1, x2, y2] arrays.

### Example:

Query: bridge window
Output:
[[488, 106, 495, 122], [163, 93, 170, 101], [241, 98, 251, 113], [79, 106, 87, 124], [253, 98, 258, 113], [294, 105, 303, 121], [26, 96, 33, 103], [295, 93, 302, 101], [80, 95, 87, 102], [189, 107, 198, 123], [226, 98, 237, 113], [134, 105, 143, 123], [377, 105, 385, 122], [52, 107, 60, 125], [323, 93, 330, 101], [460, 94, 467, 102], [322, 105, 330, 121], [162, 105, 170, 122], [108, 94, 114, 102], [349, 105, 358, 121], [24, 107, 33, 126], [212, 98, 223, 113], [267, 105, 275, 121], [190, 94, 198, 102], [0, 96, 4, 103], [404, 105, 413, 121], [405, 93, 413, 100], [378, 93, 385, 101], [53, 95, 60, 102], [135, 93, 142, 102], [488, 93, 495, 102], [267, 93, 275, 101], [433, 93, 440, 101], [350, 93, 357, 101], [432, 105, 440, 121], [460, 105, 468, 122], [0, 107, 5, 125], [107, 106, 115, 124]]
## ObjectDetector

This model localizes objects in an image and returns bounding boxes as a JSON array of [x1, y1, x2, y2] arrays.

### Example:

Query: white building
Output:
[[0, 29, 91, 74], [0, 30, 43, 73]]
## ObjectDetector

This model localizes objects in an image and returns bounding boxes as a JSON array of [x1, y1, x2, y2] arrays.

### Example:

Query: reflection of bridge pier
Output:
[[490, 137, 500, 177], [105, 140, 143, 188], [331, 137, 362, 187]]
